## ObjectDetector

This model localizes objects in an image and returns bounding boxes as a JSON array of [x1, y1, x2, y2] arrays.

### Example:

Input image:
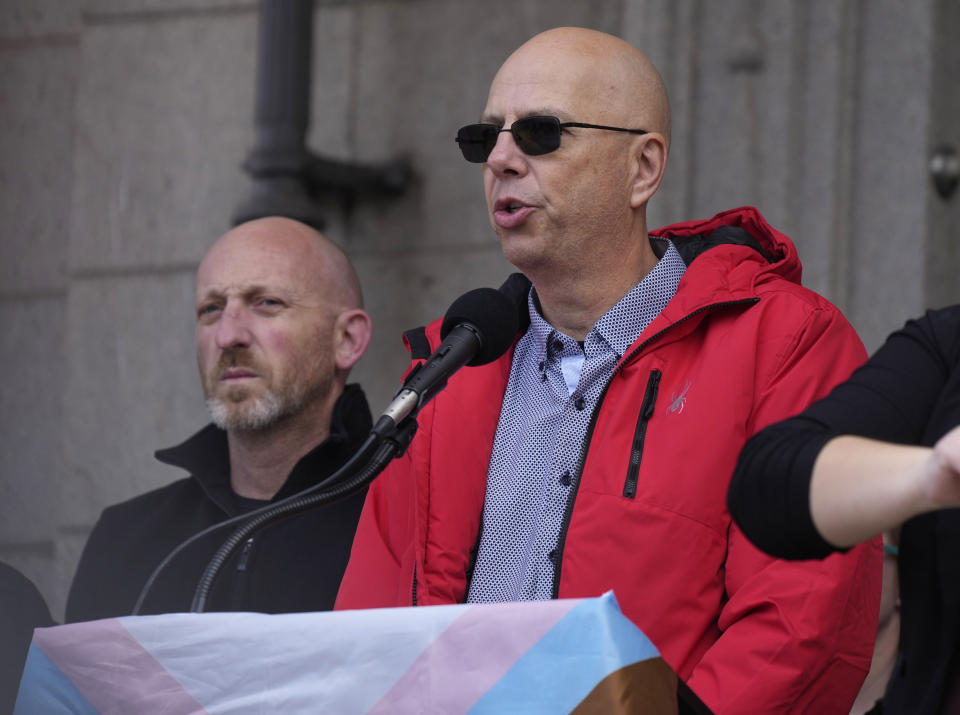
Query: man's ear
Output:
[[332, 309, 373, 372], [629, 132, 668, 209]]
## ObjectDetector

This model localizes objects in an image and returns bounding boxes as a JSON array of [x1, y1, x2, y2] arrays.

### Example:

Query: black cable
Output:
[[132, 430, 381, 615], [190, 436, 399, 612]]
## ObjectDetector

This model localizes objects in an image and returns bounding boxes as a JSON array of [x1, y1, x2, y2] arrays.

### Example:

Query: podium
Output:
[[16, 591, 711, 714]]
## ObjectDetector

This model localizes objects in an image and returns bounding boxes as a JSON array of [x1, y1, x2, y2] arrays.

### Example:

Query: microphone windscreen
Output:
[[440, 287, 519, 366]]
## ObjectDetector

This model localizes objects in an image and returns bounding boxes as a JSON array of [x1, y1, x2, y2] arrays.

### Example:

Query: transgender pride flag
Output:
[[15, 591, 683, 714]]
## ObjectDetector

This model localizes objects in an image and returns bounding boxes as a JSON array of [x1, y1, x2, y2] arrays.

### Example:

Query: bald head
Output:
[[489, 27, 670, 148], [198, 217, 363, 312]]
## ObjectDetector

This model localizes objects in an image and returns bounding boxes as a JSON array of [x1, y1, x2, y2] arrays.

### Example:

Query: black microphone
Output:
[[378, 287, 519, 430]]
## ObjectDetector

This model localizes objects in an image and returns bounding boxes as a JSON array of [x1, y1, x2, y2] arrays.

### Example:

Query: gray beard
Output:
[[205, 390, 289, 432], [204, 368, 335, 433]]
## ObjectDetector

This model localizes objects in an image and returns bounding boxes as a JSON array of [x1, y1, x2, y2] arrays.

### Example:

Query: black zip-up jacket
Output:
[[65, 384, 371, 621]]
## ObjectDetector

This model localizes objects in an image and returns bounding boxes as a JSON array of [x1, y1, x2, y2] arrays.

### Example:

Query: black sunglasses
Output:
[[455, 115, 648, 163]]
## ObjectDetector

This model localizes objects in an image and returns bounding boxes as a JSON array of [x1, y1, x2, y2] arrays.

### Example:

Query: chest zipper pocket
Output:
[[623, 369, 661, 499]]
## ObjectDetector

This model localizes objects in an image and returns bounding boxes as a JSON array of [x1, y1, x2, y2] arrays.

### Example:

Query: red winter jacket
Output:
[[337, 207, 882, 714]]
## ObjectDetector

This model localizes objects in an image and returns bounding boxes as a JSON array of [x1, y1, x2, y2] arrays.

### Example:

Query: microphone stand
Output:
[[184, 415, 418, 613]]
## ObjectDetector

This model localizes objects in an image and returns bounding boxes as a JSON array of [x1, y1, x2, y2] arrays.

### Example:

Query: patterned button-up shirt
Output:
[[466, 238, 686, 602]]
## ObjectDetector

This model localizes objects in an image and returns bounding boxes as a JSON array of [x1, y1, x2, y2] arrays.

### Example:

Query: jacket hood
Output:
[[652, 205, 801, 284]]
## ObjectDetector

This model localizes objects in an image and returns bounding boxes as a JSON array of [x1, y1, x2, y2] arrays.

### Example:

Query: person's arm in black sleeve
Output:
[[0, 562, 54, 714], [729, 415, 838, 559], [729, 306, 960, 559]]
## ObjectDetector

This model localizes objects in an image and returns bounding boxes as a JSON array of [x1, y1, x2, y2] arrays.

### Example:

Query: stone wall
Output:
[[1, 0, 957, 619]]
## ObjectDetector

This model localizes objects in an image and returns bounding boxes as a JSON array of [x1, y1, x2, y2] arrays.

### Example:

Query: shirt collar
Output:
[[526, 237, 686, 359]]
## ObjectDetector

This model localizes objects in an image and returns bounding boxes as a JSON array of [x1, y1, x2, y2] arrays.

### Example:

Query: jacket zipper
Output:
[[228, 537, 255, 611], [411, 563, 418, 606], [462, 520, 484, 601], [623, 369, 661, 498], [236, 537, 255, 571], [550, 297, 759, 597]]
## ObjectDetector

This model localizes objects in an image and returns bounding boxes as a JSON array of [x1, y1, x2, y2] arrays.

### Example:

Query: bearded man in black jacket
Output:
[[66, 216, 374, 620]]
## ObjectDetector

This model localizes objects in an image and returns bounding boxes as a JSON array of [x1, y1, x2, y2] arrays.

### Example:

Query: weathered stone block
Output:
[[847, 0, 932, 350], [68, 11, 257, 272], [0, 297, 66, 542], [61, 272, 208, 527], [0, 41, 77, 294], [81, 0, 254, 17], [0, 0, 79, 39], [308, 3, 354, 157]]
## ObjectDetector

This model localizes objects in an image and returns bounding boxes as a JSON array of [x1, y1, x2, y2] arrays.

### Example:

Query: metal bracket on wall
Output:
[[930, 145, 959, 200], [232, 0, 412, 229]]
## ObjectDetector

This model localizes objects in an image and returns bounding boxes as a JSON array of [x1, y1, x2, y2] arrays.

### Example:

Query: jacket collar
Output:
[[154, 384, 372, 515]]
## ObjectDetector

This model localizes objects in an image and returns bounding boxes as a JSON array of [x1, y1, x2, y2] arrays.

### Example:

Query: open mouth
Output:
[[495, 198, 527, 214], [492, 197, 533, 227]]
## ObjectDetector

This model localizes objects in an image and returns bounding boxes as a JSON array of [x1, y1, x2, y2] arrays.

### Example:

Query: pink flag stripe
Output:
[[368, 598, 583, 714], [34, 619, 209, 714]]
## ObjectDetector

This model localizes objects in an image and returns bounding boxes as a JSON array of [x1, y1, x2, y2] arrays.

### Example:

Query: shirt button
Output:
[[553, 339, 563, 352], [538, 361, 545, 371], [559, 471, 572, 486], [548, 549, 557, 562], [574, 397, 585, 411]]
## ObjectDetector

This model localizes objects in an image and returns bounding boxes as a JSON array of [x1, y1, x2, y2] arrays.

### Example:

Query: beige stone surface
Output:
[[0, 297, 66, 542], [0, 0, 79, 39], [845, 0, 934, 350], [82, 0, 255, 17], [0, 41, 76, 294], [60, 272, 207, 527], [68, 10, 256, 272]]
